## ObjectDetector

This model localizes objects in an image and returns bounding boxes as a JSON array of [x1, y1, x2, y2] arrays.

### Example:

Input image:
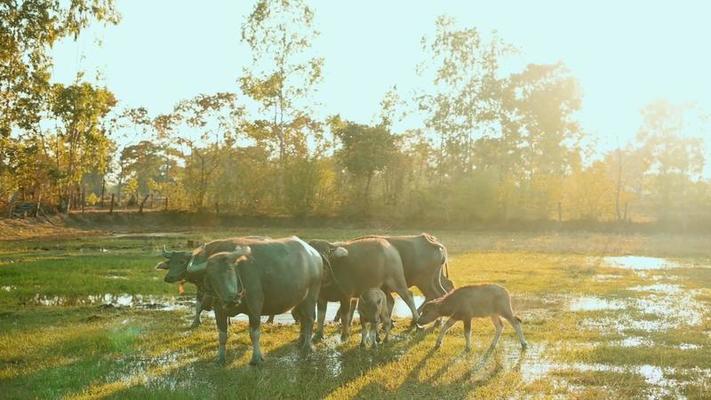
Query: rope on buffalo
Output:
[[320, 253, 347, 296]]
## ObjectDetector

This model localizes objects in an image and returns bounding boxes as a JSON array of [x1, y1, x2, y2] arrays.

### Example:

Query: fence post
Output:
[[109, 194, 115, 214]]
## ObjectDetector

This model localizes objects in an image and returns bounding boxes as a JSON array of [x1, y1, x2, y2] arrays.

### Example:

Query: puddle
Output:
[[615, 337, 653, 347], [229, 295, 427, 325], [593, 274, 622, 282], [629, 284, 682, 294], [569, 297, 625, 312], [604, 256, 678, 270], [27, 293, 194, 311]]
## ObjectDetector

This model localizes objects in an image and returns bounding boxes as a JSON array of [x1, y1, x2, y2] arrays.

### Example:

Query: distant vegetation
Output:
[[1, 0, 709, 228]]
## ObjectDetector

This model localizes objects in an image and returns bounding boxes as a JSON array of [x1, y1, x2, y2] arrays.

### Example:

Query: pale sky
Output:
[[51, 0, 711, 160]]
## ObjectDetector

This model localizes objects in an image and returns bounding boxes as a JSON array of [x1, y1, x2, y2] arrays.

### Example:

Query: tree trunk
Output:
[[615, 149, 623, 222], [100, 178, 106, 208], [138, 194, 150, 214], [109, 193, 115, 214]]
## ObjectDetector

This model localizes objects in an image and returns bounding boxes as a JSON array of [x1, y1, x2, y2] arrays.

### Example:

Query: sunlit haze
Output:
[[51, 1, 711, 162]]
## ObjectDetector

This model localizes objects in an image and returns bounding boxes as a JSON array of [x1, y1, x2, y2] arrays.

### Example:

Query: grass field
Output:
[[0, 228, 709, 399]]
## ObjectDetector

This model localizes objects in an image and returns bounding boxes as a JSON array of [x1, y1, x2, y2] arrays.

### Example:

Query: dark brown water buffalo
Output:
[[155, 236, 270, 328], [308, 238, 419, 341], [200, 237, 322, 366], [359, 233, 453, 301], [333, 233, 453, 325]]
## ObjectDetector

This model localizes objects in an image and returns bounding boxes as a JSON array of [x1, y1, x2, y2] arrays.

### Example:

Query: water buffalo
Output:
[[200, 237, 322, 365], [417, 284, 528, 352], [335, 233, 453, 325], [155, 236, 270, 328], [308, 238, 419, 341], [358, 288, 392, 348], [358, 233, 454, 301]]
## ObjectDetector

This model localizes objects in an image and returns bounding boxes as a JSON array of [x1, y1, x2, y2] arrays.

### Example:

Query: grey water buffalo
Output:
[[199, 237, 322, 365], [358, 288, 392, 348], [308, 238, 419, 341], [417, 284, 528, 353], [155, 236, 270, 328]]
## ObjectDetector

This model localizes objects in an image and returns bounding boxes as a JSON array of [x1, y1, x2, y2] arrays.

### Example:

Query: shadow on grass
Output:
[[92, 323, 428, 400]]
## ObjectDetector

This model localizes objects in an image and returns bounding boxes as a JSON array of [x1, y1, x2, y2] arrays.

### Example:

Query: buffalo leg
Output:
[[489, 316, 504, 351], [191, 297, 202, 328], [214, 308, 229, 365], [463, 318, 472, 352], [314, 299, 327, 342], [348, 298, 357, 326], [265, 315, 275, 324], [248, 314, 264, 366], [434, 317, 456, 350], [333, 304, 342, 323], [339, 297, 353, 341], [359, 319, 368, 347], [295, 282, 318, 352], [388, 279, 420, 327]]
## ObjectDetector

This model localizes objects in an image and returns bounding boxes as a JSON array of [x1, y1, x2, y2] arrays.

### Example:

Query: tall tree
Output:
[[49, 82, 117, 211], [332, 119, 397, 214], [240, 0, 324, 206], [0, 0, 119, 208], [418, 16, 513, 177]]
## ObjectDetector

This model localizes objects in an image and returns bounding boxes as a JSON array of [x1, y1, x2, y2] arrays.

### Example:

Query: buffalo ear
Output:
[[332, 246, 348, 257], [155, 261, 169, 270]]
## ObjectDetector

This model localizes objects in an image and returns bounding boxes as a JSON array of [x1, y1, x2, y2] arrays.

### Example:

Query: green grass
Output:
[[0, 230, 709, 399]]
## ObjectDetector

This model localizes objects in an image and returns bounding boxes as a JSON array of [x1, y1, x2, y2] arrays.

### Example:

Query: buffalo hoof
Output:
[[521, 342, 529, 351], [249, 355, 265, 366], [190, 321, 201, 329], [433, 342, 442, 351], [312, 331, 324, 343], [301, 343, 315, 353], [216, 356, 226, 366], [464, 346, 472, 353]]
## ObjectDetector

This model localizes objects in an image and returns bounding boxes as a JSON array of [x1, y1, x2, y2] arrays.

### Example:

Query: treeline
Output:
[[1, 1, 709, 227]]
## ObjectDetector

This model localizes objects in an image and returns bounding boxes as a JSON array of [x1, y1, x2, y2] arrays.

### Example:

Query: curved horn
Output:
[[162, 245, 171, 258]]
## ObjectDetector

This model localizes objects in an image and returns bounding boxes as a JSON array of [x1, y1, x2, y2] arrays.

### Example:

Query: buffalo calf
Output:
[[357, 288, 392, 348], [417, 284, 527, 352]]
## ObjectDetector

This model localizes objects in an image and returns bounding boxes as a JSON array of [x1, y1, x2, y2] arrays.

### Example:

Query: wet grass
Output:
[[0, 230, 710, 399]]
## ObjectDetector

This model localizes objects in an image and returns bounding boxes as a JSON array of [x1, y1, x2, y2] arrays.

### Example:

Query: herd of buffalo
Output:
[[155, 234, 527, 366]]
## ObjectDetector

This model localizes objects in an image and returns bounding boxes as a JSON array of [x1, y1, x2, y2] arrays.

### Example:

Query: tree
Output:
[[0, 0, 119, 208], [636, 101, 706, 221], [49, 82, 117, 211], [240, 0, 324, 206], [332, 119, 397, 214], [418, 16, 513, 177]]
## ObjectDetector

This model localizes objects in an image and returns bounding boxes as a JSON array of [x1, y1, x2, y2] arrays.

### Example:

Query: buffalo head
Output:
[[156, 246, 193, 283], [417, 300, 442, 326], [205, 246, 252, 309], [307, 239, 348, 260]]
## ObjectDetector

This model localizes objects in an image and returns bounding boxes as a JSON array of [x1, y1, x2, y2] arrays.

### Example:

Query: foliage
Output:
[[0, 5, 709, 226]]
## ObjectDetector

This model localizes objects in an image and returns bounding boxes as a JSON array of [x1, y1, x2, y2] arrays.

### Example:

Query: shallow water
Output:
[[604, 256, 678, 270], [569, 296, 625, 312]]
